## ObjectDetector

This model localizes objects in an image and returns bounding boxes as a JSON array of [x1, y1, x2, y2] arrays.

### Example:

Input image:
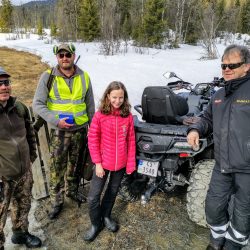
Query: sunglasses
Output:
[[221, 62, 244, 70], [58, 52, 72, 59], [0, 79, 11, 87]]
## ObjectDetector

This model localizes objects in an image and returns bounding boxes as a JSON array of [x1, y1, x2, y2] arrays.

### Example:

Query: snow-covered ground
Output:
[[1, 32, 249, 112], [0, 33, 229, 112]]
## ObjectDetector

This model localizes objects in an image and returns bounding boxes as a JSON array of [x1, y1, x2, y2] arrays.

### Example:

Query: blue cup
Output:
[[59, 114, 74, 124]]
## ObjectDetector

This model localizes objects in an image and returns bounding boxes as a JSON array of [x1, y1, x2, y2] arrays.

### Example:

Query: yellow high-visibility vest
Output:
[[47, 70, 90, 125]]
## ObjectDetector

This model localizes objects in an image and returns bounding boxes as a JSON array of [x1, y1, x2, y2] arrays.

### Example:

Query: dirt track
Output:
[[2, 46, 212, 250]]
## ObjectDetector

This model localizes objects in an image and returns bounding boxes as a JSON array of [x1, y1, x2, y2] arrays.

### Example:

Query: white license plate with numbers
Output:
[[137, 160, 159, 177]]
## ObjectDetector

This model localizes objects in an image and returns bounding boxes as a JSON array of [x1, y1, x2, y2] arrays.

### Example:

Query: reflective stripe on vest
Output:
[[47, 71, 90, 125]]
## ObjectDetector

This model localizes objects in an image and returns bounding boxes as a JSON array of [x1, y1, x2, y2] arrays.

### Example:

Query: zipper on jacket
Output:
[[115, 116, 118, 171], [5, 112, 23, 174], [226, 100, 233, 171]]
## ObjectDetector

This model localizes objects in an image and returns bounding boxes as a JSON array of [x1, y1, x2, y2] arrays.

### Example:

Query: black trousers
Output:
[[205, 165, 250, 249], [87, 167, 125, 226]]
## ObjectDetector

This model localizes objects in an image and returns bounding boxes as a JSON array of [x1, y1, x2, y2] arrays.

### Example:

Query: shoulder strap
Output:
[[15, 101, 29, 119], [47, 67, 55, 92]]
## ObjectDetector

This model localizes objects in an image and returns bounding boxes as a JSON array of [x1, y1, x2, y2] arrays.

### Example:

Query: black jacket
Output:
[[0, 97, 37, 180], [188, 73, 250, 173]]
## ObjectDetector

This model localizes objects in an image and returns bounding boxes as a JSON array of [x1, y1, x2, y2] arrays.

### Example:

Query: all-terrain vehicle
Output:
[[121, 72, 223, 227]]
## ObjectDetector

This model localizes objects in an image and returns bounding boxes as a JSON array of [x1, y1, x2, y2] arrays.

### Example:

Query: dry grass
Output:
[[0, 47, 48, 106]]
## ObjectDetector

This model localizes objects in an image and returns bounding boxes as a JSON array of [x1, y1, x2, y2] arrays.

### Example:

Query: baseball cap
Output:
[[57, 43, 75, 54], [0, 67, 11, 77]]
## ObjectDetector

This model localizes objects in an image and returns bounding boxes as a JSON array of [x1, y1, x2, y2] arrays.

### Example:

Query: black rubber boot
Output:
[[103, 217, 119, 232], [223, 240, 243, 250], [83, 224, 103, 242], [206, 243, 223, 250], [11, 232, 42, 248], [48, 204, 63, 220]]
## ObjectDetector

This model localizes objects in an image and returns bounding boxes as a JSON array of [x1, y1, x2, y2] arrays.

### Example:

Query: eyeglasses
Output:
[[221, 62, 244, 70], [58, 52, 72, 59], [0, 79, 11, 87]]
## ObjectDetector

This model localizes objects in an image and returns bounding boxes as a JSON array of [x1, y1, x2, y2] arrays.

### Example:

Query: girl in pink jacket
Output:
[[84, 81, 136, 242]]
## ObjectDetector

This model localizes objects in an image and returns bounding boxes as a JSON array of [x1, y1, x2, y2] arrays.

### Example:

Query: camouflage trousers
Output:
[[0, 168, 33, 247], [49, 127, 87, 207]]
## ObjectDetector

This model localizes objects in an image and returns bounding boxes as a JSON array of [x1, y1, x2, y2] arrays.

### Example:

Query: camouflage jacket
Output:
[[0, 96, 37, 180]]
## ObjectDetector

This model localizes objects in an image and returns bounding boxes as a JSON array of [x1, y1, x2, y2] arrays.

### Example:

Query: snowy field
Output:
[[0, 32, 234, 112]]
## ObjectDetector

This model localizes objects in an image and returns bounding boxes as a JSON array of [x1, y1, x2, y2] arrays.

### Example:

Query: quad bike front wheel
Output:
[[186, 159, 215, 227]]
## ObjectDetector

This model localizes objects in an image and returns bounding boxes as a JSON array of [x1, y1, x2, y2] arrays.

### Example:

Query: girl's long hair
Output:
[[99, 81, 131, 117]]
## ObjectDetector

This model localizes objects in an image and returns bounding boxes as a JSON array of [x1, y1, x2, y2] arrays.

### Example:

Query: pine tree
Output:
[[234, 0, 240, 7], [216, 0, 226, 32], [50, 23, 57, 37], [0, 0, 13, 32], [184, 3, 201, 45], [240, 0, 250, 34], [116, 0, 132, 40], [37, 20, 43, 36], [78, 0, 101, 42], [140, 0, 166, 48]]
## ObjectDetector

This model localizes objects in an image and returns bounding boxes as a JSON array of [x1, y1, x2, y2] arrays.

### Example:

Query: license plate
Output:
[[137, 159, 159, 177]]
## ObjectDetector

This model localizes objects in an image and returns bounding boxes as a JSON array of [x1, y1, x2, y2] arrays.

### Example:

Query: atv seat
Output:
[[141, 86, 188, 125]]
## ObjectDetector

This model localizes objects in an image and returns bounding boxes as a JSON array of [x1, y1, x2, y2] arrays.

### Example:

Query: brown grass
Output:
[[0, 47, 48, 106]]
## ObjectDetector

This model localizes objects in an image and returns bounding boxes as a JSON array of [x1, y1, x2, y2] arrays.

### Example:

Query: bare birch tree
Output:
[[175, 0, 186, 44], [199, 1, 224, 59]]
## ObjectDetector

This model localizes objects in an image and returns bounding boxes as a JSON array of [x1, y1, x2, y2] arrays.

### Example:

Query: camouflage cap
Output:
[[0, 67, 11, 77], [56, 43, 76, 54]]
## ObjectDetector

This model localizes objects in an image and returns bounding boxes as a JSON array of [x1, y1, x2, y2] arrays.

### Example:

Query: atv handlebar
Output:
[[167, 77, 224, 93], [167, 80, 191, 91]]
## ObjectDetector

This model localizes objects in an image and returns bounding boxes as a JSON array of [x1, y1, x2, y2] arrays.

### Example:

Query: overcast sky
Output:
[[11, 0, 32, 5]]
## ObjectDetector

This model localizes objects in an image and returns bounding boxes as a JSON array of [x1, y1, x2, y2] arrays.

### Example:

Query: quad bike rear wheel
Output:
[[186, 159, 215, 227]]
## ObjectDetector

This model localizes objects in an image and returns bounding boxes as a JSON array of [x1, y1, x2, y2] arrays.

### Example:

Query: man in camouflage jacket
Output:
[[0, 67, 42, 249]]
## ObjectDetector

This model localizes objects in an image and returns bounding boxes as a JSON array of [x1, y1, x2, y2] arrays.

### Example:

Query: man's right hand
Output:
[[57, 118, 74, 129], [187, 129, 200, 151]]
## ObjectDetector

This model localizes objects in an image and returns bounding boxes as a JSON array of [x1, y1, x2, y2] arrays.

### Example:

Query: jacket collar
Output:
[[111, 108, 121, 116], [0, 96, 16, 113], [224, 73, 250, 97], [54, 65, 83, 78]]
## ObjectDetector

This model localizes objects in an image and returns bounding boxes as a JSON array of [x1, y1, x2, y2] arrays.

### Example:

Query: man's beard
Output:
[[60, 62, 74, 70]]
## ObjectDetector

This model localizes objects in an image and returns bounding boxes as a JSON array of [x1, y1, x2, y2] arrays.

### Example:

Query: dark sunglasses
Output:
[[0, 79, 11, 86], [221, 62, 244, 70], [58, 52, 72, 59]]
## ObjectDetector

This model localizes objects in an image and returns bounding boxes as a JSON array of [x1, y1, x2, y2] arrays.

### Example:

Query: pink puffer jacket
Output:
[[88, 110, 136, 174]]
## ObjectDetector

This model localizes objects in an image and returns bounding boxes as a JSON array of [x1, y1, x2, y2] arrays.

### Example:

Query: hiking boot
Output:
[[83, 224, 103, 242], [11, 232, 42, 248], [223, 240, 243, 250], [206, 243, 223, 250], [103, 217, 119, 232], [48, 204, 63, 220]]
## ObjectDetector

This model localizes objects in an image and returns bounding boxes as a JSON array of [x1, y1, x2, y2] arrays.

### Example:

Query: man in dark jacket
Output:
[[187, 45, 250, 250], [0, 67, 42, 249]]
